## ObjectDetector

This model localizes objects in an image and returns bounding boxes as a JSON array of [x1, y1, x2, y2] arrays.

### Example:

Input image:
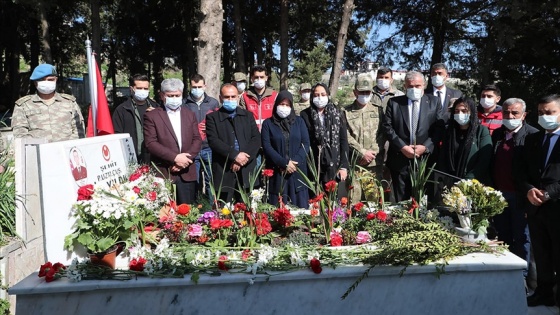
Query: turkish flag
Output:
[[86, 58, 114, 137]]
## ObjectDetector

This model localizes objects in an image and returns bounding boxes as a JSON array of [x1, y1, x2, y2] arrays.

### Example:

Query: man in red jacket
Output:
[[477, 84, 503, 135], [239, 65, 278, 131]]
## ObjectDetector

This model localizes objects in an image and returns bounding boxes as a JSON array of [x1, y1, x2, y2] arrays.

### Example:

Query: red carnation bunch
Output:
[[77, 184, 94, 201], [255, 213, 272, 235], [129, 257, 147, 272], [176, 204, 191, 216], [376, 211, 387, 222], [325, 180, 337, 193], [210, 218, 234, 230], [234, 202, 247, 213], [146, 191, 157, 201], [366, 213, 376, 221], [272, 208, 294, 227], [38, 262, 66, 283], [310, 258, 322, 274], [262, 169, 274, 177], [330, 231, 343, 247], [353, 202, 364, 212]]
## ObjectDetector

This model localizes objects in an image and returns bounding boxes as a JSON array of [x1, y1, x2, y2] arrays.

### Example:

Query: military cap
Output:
[[355, 74, 373, 91], [300, 83, 311, 91], [30, 64, 57, 81], [233, 72, 247, 82]]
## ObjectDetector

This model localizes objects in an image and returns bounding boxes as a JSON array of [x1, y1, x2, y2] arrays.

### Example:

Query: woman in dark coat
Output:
[[300, 83, 349, 196], [261, 90, 310, 208], [438, 97, 492, 188]]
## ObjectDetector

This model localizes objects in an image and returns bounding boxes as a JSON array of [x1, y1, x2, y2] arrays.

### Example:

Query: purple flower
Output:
[[331, 207, 347, 224], [197, 211, 216, 224]]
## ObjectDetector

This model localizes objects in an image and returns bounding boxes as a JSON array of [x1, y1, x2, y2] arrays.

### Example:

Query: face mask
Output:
[[454, 113, 470, 126], [253, 79, 266, 89], [376, 79, 391, 91], [236, 82, 246, 92], [191, 88, 204, 99], [165, 96, 182, 110], [36, 81, 56, 94], [276, 105, 291, 118], [357, 94, 372, 105], [313, 96, 329, 108], [502, 118, 522, 130], [538, 115, 560, 130], [406, 88, 423, 101], [222, 100, 238, 112], [301, 92, 310, 101], [431, 75, 445, 88], [480, 97, 495, 109], [133, 89, 149, 101]]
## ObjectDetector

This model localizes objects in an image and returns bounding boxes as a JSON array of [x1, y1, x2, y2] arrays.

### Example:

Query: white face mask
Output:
[[538, 115, 560, 130], [406, 88, 423, 101], [165, 96, 182, 110], [480, 97, 495, 109], [236, 82, 246, 92], [253, 79, 266, 89], [36, 81, 56, 94], [357, 94, 372, 105], [300, 92, 310, 101], [313, 96, 329, 108], [133, 89, 149, 101], [431, 75, 445, 88], [191, 88, 204, 99], [276, 105, 291, 118], [376, 79, 391, 91], [454, 113, 470, 126], [502, 118, 522, 130]]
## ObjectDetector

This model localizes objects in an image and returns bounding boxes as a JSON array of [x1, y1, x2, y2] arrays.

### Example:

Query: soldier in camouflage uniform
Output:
[[11, 64, 85, 142], [293, 82, 311, 115], [344, 74, 386, 202]]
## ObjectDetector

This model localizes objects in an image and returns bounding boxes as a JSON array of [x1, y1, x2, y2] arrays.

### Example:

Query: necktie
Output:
[[411, 101, 419, 144], [542, 133, 553, 169], [436, 91, 443, 108]]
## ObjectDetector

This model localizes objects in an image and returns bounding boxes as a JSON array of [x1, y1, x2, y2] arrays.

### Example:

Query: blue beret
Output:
[[30, 64, 57, 80]]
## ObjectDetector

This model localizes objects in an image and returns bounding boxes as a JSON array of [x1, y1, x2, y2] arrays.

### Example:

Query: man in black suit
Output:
[[382, 71, 444, 202], [206, 84, 261, 203], [519, 94, 560, 307], [425, 63, 463, 122]]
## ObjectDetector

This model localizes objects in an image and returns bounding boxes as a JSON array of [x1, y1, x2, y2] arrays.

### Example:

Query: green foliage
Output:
[[292, 42, 332, 84], [0, 140, 17, 242]]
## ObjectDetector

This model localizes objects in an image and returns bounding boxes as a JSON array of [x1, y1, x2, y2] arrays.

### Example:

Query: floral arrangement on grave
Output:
[[442, 179, 507, 234], [64, 165, 173, 254]]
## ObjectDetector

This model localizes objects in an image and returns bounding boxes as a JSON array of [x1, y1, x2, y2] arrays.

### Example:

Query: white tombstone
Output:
[[33, 134, 136, 264]]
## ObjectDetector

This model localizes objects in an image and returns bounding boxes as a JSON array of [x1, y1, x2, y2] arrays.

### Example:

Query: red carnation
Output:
[[38, 262, 52, 277], [408, 197, 419, 214], [376, 211, 387, 222], [366, 213, 376, 221], [234, 202, 247, 213], [310, 258, 322, 274], [45, 268, 57, 282], [262, 169, 274, 177], [340, 197, 348, 206], [133, 186, 141, 194], [139, 165, 150, 174], [218, 255, 229, 271], [241, 249, 252, 261], [129, 172, 142, 181], [309, 193, 325, 204], [177, 204, 191, 216], [210, 218, 222, 230], [221, 219, 233, 228], [272, 208, 294, 227], [146, 191, 157, 201], [77, 184, 94, 201], [325, 180, 337, 193], [353, 202, 364, 211], [255, 213, 272, 235], [52, 263, 65, 271], [129, 257, 147, 272], [330, 232, 343, 247]]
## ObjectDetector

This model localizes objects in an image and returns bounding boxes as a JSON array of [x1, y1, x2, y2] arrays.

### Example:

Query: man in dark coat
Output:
[[519, 94, 560, 308], [382, 71, 444, 202], [144, 78, 201, 204], [112, 74, 157, 164], [491, 98, 538, 280], [206, 84, 261, 203]]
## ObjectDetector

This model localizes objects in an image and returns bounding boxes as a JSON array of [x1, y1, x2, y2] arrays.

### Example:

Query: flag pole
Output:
[[85, 38, 98, 136]]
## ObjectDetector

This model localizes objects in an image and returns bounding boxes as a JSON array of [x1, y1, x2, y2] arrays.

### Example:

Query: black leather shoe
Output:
[[527, 293, 555, 307]]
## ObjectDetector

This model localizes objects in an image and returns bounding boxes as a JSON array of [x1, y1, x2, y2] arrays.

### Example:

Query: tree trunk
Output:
[[232, 0, 246, 72], [279, 0, 289, 90], [37, 0, 52, 63], [91, 0, 102, 66], [328, 0, 354, 97], [183, 4, 196, 85], [429, 0, 447, 69], [197, 0, 223, 99]]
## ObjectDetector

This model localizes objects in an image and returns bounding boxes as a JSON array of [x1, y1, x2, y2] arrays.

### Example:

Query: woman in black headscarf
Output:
[[438, 97, 492, 187], [300, 83, 349, 194], [261, 90, 310, 208]]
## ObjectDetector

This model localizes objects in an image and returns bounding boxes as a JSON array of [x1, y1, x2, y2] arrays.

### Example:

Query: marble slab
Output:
[[10, 251, 529, 315]]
